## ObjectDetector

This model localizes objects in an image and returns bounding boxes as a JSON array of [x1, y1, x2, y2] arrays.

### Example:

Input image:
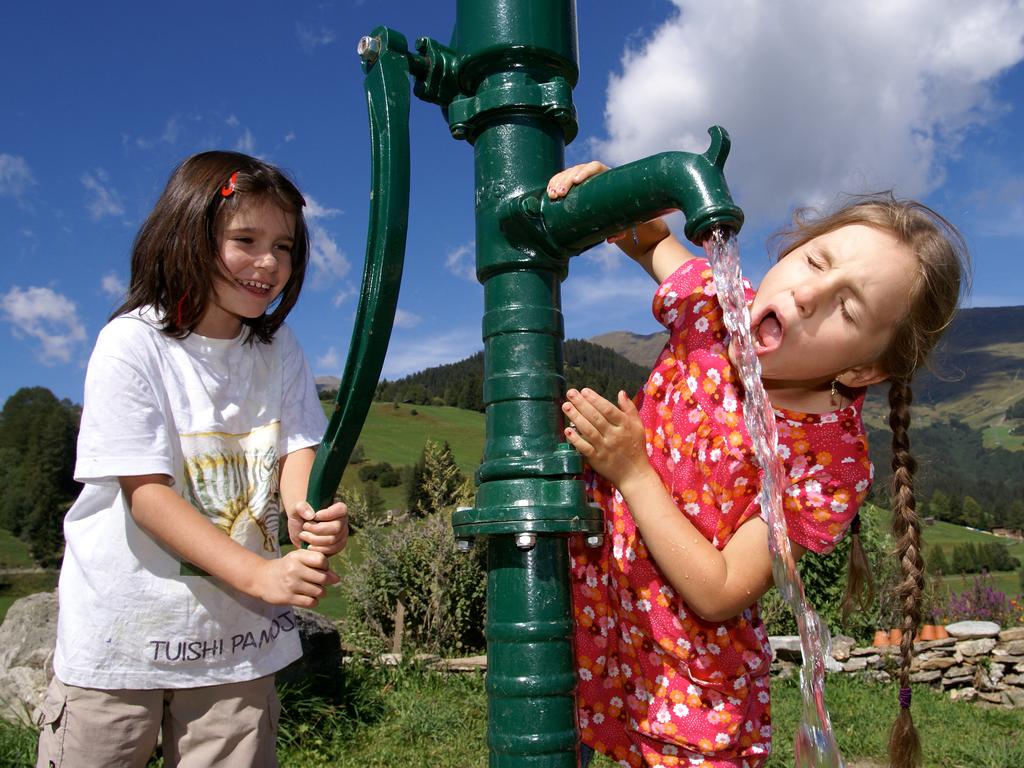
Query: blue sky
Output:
[[2, 0, 1023, 407]]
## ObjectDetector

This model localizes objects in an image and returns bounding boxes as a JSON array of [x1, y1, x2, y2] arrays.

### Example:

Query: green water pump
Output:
[[304, 2, 743, 765]]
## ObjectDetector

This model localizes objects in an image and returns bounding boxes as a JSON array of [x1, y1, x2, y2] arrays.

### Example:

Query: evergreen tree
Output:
[[928, 546, 950, 575], [0, 387, 80, 565], [950, 544, 972, 575], [409, 439, 466, 517], [406, 453, 428, 517], [363, 481, 386, 521], [928, 490, 951, 522], [962, 496, 990, 530]]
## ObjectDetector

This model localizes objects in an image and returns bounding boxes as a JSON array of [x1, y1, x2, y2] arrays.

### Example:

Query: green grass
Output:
[[872, 508, 1024, 598], [941, 570, 1022, 601], [983, 424, 1024, 451], [329, 401, 485, 509], [281, 532, 367, 621], [4, 668, 1021, 767], [0, 528, 35, 570]]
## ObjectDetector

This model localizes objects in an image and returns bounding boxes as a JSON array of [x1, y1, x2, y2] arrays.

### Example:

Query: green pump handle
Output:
[[304, 27, 412, 515]]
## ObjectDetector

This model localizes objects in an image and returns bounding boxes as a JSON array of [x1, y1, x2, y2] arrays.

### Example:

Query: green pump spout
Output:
[[507, 126, 744, 256]]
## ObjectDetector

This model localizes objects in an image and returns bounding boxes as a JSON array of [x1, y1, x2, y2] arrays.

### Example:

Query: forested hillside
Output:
[[593, 304, 1024, 430], [0, 388, 80, 567], [590, 308, 1024, 532], [373, 338, 649, 410]]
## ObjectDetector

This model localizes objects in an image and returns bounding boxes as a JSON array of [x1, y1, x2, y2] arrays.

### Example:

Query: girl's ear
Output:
[[838, 364, 889, 389]]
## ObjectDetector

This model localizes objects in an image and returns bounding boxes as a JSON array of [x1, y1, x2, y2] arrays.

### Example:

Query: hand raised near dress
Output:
[[562, 388, 656, 492]]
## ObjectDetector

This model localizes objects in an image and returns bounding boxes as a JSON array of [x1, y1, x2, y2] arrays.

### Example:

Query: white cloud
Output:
[[81, 169, 124, 219], [381, 326, 481, 379], [563, 271, 658, 322], [0, 154, 35, 201], [295, 22, 336, 52], [316, 345, 341, 372], [595, 0, 1024, 227], [309, 224, 350, 284], [235, 128, 256, 155], [284, 131, 296, 143], [1, 286, 87, 364], [128, 116, 183, 150], [967, 174, 1024, 237], [580, 241, 625, 271], [332, 284, 356, 307], [304, 195, 343, 221], [101, 271, 127, 299], [445, 242, 477, 282], [302, 194, 350, 286], [225, 114, 240, 127], [393, 308, 421, 329]]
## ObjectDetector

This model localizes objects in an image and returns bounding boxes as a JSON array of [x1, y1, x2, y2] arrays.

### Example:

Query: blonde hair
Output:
[[774, 193, 970, 768]]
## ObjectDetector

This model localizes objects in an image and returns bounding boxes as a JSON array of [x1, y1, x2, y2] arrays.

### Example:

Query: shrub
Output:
[[377, 468, 402, 488], [940, 573, 1011, 625], [760, 505, 885, 643], [406, 439, 472, 518], [358, 461, 394, 483], [341, 513, 487, 655], [336, 483, 386, 531]]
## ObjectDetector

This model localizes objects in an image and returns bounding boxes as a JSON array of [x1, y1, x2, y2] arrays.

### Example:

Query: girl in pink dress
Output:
[[548, 162, 968, 768]]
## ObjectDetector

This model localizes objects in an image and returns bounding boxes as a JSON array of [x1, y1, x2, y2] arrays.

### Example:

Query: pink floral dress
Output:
[[570, 259, 872, 767]]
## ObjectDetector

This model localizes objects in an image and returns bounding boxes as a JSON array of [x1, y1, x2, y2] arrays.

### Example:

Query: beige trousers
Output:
[[36, 674, 280, 768]]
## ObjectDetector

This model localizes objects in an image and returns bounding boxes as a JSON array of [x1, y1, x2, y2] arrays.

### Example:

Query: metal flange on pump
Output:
[[305, 2, 743, 765]]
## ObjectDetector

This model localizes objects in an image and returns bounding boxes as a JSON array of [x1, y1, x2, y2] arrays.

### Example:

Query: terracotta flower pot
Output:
[[873, 629, 891, 647], [889, 628, 903, 646], [934, 625, 949, 639], [919, 624, 937, 641]]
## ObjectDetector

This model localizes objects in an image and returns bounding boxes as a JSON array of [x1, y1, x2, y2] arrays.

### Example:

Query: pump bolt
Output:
[[586, 534, 604, 548], [456, 538, 473, 553], [515, 532, 537, 550], [357, 36, 382, 64]]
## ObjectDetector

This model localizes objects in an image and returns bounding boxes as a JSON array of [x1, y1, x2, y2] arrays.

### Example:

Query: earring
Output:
[[830, 378, 840, 406]]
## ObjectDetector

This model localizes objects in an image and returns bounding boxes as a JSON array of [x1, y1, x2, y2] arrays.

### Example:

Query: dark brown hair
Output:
[[113, 150, 310, 344], [774, 193, 969, 768]]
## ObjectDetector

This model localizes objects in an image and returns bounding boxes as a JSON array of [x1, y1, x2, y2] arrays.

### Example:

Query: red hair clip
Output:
[[220, 171, 238, 198]]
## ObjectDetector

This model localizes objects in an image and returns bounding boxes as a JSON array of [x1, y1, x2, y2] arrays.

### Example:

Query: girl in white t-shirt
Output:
[[38, 151, 348, 768]]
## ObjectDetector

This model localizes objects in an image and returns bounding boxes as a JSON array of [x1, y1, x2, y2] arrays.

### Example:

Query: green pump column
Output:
[[446, 1, 599, 766]]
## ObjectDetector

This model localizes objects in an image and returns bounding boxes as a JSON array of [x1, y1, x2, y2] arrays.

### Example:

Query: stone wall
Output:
[[770, 621, 1024, 708]]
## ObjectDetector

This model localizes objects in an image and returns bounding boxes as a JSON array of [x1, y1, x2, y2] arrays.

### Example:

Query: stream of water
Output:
[[704, 227, 844, 768]]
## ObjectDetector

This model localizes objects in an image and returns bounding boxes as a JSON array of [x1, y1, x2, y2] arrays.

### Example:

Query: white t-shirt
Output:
[[55, 307, 327, 690]]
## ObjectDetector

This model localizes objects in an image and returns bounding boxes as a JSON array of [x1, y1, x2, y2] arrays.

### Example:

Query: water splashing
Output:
[[704, 227, 844, 768]]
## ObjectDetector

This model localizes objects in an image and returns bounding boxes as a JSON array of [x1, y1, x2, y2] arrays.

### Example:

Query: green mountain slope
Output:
[[592, 305, 1024, 432]]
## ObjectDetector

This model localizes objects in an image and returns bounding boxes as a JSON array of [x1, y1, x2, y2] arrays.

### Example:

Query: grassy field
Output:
[[3, 665, 1021, 767], [983, 424, 1024, 451], [0, 527, 35, 569], [331, 401, 485, 509]]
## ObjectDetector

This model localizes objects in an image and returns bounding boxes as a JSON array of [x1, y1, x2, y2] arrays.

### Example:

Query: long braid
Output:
[[775, 194, 968, 767], [887, 377, 924, 768]]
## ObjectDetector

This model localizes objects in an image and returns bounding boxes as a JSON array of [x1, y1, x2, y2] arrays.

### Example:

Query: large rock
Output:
[[0, 593, 342, 724], [0, 590, 58, 725], [999, 627, 1024, 642], [768, 635, 802, 662], [945, 621, 1000, 639], [830, 635, 855, 661], [955, 638, 997, 658], [276, 608, 343, 692]]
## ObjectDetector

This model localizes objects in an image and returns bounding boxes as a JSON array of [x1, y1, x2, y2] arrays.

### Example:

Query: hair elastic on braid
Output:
[[850, 512, 861, 535], [898, 687, 912, 709]]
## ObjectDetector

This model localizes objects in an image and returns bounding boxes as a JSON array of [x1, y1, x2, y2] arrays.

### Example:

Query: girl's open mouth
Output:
[[235, 278, 271, 296], [754, 310, 783, 353]]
